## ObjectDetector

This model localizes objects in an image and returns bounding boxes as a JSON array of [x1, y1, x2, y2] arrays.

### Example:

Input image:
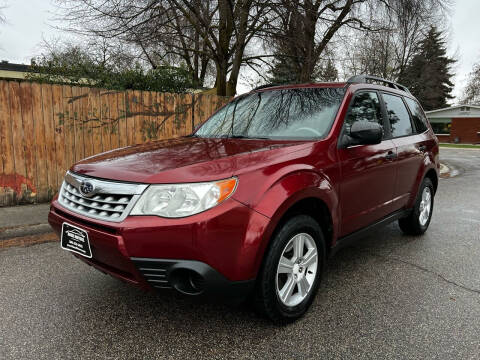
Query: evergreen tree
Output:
[[267, 54, 299, 84], [318, 59, 338, 82], [399, 26, 455, 111], [268, 56, 338, 84]]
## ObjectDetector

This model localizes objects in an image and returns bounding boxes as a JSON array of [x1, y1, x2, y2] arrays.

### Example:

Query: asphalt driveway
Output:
[[1, 147, 479, 359]]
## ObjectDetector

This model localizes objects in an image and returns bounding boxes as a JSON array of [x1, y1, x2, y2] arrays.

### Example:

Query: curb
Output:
[[439, 163, 449, 176], [440, 146, 480, 151], [0, 231, 58, 250], [0, 223, 52, 240], [439, 161, 461, 179], [0, 203, 54, 249]]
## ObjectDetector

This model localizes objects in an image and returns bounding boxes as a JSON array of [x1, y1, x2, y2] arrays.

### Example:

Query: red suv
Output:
[[48, 75, 439, 323]]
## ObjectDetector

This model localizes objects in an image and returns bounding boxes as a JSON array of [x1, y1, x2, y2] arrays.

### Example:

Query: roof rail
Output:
[[347, 75, 410, 93]]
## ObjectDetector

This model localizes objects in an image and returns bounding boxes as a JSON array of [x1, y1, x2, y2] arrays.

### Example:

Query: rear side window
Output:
[[382, 93, 413, 138], [345, 91, 383, 133], [404, 97, 428, 133]]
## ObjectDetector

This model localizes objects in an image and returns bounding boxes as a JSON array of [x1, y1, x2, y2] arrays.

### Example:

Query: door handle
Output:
[[418, 144, 427, 152], [385, 151, 397, 160]]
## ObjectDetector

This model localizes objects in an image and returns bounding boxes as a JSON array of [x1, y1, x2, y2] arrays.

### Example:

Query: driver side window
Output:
[[345, 92, 383, 135]]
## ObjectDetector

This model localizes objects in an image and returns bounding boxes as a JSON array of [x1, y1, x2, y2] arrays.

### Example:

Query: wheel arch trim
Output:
[[407, 153, 439, 208]]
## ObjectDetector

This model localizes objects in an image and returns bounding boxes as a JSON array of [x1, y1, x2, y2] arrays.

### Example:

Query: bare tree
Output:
[[52, 0, 449, 94], [166, 0, 271, 96], [341, 29, 396, 79], [264, 0, 386, 83], [54, 0, 271, 96], [342, 0, 449, 81], [121, 1, 215, 87], [462, 62, 480, 105], [0, 1, 7, 25], [53, 0, 213, 88]]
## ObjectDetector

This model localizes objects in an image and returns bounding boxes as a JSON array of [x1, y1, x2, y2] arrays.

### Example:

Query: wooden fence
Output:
[[0, 80, 230, 206]]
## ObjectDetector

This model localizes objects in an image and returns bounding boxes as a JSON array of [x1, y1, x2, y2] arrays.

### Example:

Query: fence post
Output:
[[191, 93, 196, 133]]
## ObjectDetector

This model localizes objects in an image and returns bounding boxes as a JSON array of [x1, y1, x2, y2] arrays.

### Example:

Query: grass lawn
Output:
[[439, 143, 480, 149]]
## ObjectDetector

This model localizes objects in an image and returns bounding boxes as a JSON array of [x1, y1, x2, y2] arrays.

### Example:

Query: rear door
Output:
[[338, 91, 397, 237], [381, 93, 426, 210]]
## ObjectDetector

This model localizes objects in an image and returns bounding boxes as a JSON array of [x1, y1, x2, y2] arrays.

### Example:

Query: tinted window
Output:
[[196, 87, 346, 139], [345, 91, 383, 133], [382, 93, 413, 137], [404, 97, 428, 133]]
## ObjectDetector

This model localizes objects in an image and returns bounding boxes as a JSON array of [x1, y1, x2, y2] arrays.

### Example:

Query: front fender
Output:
[[255, 170, 337, 220], [237, 170, 339, 278]]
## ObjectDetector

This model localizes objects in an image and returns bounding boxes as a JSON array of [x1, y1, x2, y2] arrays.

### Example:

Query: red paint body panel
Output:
[[337, 140, 397, 236], [72, 137, 311, 184], [49, 195, 270, 281], [48, 203, 148, 288], [49, 81, 440, 292]]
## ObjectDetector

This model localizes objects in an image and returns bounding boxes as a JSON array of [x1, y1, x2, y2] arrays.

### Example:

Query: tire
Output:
[[253, 214, 326, 324], [399, 177, 434, 235]]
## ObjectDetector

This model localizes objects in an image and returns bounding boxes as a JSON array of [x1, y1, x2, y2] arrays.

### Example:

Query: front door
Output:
[[338, 91, 397, 236]]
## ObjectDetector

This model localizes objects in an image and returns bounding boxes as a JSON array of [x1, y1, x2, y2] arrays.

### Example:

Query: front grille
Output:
[[132, 258, 172, 289], [58, 171, 148, 222], [61, 184, 132, 219]]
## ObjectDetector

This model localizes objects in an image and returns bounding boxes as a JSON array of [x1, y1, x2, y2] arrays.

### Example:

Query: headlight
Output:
[[130, 177, 237, 218]]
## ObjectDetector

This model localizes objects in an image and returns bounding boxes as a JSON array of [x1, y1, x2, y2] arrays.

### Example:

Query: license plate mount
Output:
[[60, 222, 92, 258]]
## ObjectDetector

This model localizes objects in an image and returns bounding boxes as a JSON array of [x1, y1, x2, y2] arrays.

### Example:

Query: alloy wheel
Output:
[[419, 187, 432, 226], [275, 233, 318, 307]]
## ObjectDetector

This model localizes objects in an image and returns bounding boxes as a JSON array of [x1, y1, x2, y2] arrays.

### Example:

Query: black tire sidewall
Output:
[[412, 178, 435, 232], [260, 215, 326, 322]]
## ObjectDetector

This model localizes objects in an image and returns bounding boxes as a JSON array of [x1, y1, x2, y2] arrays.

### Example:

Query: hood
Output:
[[71, 137, 310, 183]]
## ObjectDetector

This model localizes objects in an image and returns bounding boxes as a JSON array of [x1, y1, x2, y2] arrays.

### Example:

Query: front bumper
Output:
[[131, 258, 254, 302], [48, 197, 268, 301]]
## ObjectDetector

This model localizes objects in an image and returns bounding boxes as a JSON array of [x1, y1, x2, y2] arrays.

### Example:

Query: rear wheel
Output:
[[399, 177, 434, 235], [254, 215, 325, 323]]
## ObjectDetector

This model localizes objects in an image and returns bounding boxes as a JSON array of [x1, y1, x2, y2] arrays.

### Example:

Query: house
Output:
[[0, 61, 32, 80], [425, 105, 480, 144]]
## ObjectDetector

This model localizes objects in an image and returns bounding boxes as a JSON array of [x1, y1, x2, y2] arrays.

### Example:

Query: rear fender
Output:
[[406, 152, 438, 208]]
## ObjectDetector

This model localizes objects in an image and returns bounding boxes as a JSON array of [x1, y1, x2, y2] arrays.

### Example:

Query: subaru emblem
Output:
[[79, 181, 95, 197]]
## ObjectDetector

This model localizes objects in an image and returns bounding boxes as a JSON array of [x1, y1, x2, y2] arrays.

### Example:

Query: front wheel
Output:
[[254, 215, 325, 323], [399, 177, 434, 235]]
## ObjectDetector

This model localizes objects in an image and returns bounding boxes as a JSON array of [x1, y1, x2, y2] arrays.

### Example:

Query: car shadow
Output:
[[70, 223, 413, 326]]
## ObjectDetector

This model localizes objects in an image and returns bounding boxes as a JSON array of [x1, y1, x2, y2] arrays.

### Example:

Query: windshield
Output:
[[195, 87, 346, 140]]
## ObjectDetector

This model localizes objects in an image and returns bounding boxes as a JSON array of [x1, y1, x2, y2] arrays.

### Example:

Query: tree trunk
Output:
[[215, 0, 234, 96], [216, 60, 228, 96], [226, 2, 251, 96]]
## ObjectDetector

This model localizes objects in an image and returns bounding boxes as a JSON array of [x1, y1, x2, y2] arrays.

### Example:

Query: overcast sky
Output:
[[0, 0, 478, 101]]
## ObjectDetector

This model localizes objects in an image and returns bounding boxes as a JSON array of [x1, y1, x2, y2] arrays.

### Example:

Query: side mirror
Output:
[[343, 121, 383, 147]]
